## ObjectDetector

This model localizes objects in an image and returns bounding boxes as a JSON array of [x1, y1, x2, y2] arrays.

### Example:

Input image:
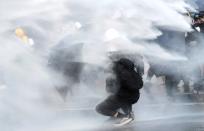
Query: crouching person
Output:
[[96, 58, 143, 126]]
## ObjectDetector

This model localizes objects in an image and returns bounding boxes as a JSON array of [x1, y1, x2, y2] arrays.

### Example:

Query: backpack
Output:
[[114, 58, 143, 90], [132, 70, 143, 89]]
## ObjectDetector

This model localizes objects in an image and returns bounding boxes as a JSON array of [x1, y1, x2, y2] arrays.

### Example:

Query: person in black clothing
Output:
[[96, 58, 143, 125], [185, 11, 204, 94], [48, 42, 84, 100]]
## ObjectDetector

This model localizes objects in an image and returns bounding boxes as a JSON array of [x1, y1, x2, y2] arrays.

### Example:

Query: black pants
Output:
[[165, 75, 180, 97], [96, 95, 137, 117]]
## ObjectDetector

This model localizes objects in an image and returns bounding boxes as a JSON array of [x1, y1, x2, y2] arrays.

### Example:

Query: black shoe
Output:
[[113, 112, 134, 126], [129, 111, 135, 120]]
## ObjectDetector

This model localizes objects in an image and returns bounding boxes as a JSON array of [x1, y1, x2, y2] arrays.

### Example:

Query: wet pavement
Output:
[[54, 102, 204, 131], [86, 115, 204, 131], [49, 94, 204, 131]]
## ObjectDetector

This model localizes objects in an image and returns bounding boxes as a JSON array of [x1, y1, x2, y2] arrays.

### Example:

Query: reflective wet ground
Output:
[[55, 102, 204, 131], [58, 113, 204, 131], [92, 115, 204, 131]]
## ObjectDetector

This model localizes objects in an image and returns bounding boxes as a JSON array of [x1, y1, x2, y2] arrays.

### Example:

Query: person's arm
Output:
[[118, 70, 143, 90], [106, 77, 119, 94]]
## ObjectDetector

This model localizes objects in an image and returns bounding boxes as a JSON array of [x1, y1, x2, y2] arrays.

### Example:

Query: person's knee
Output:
[[95, 104, 100, 113], [95, 103, 115, 116], [95, 104, 105, 115]]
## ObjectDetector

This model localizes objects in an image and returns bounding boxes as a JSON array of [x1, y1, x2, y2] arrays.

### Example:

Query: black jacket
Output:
[[107, 58, 143, 104]]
